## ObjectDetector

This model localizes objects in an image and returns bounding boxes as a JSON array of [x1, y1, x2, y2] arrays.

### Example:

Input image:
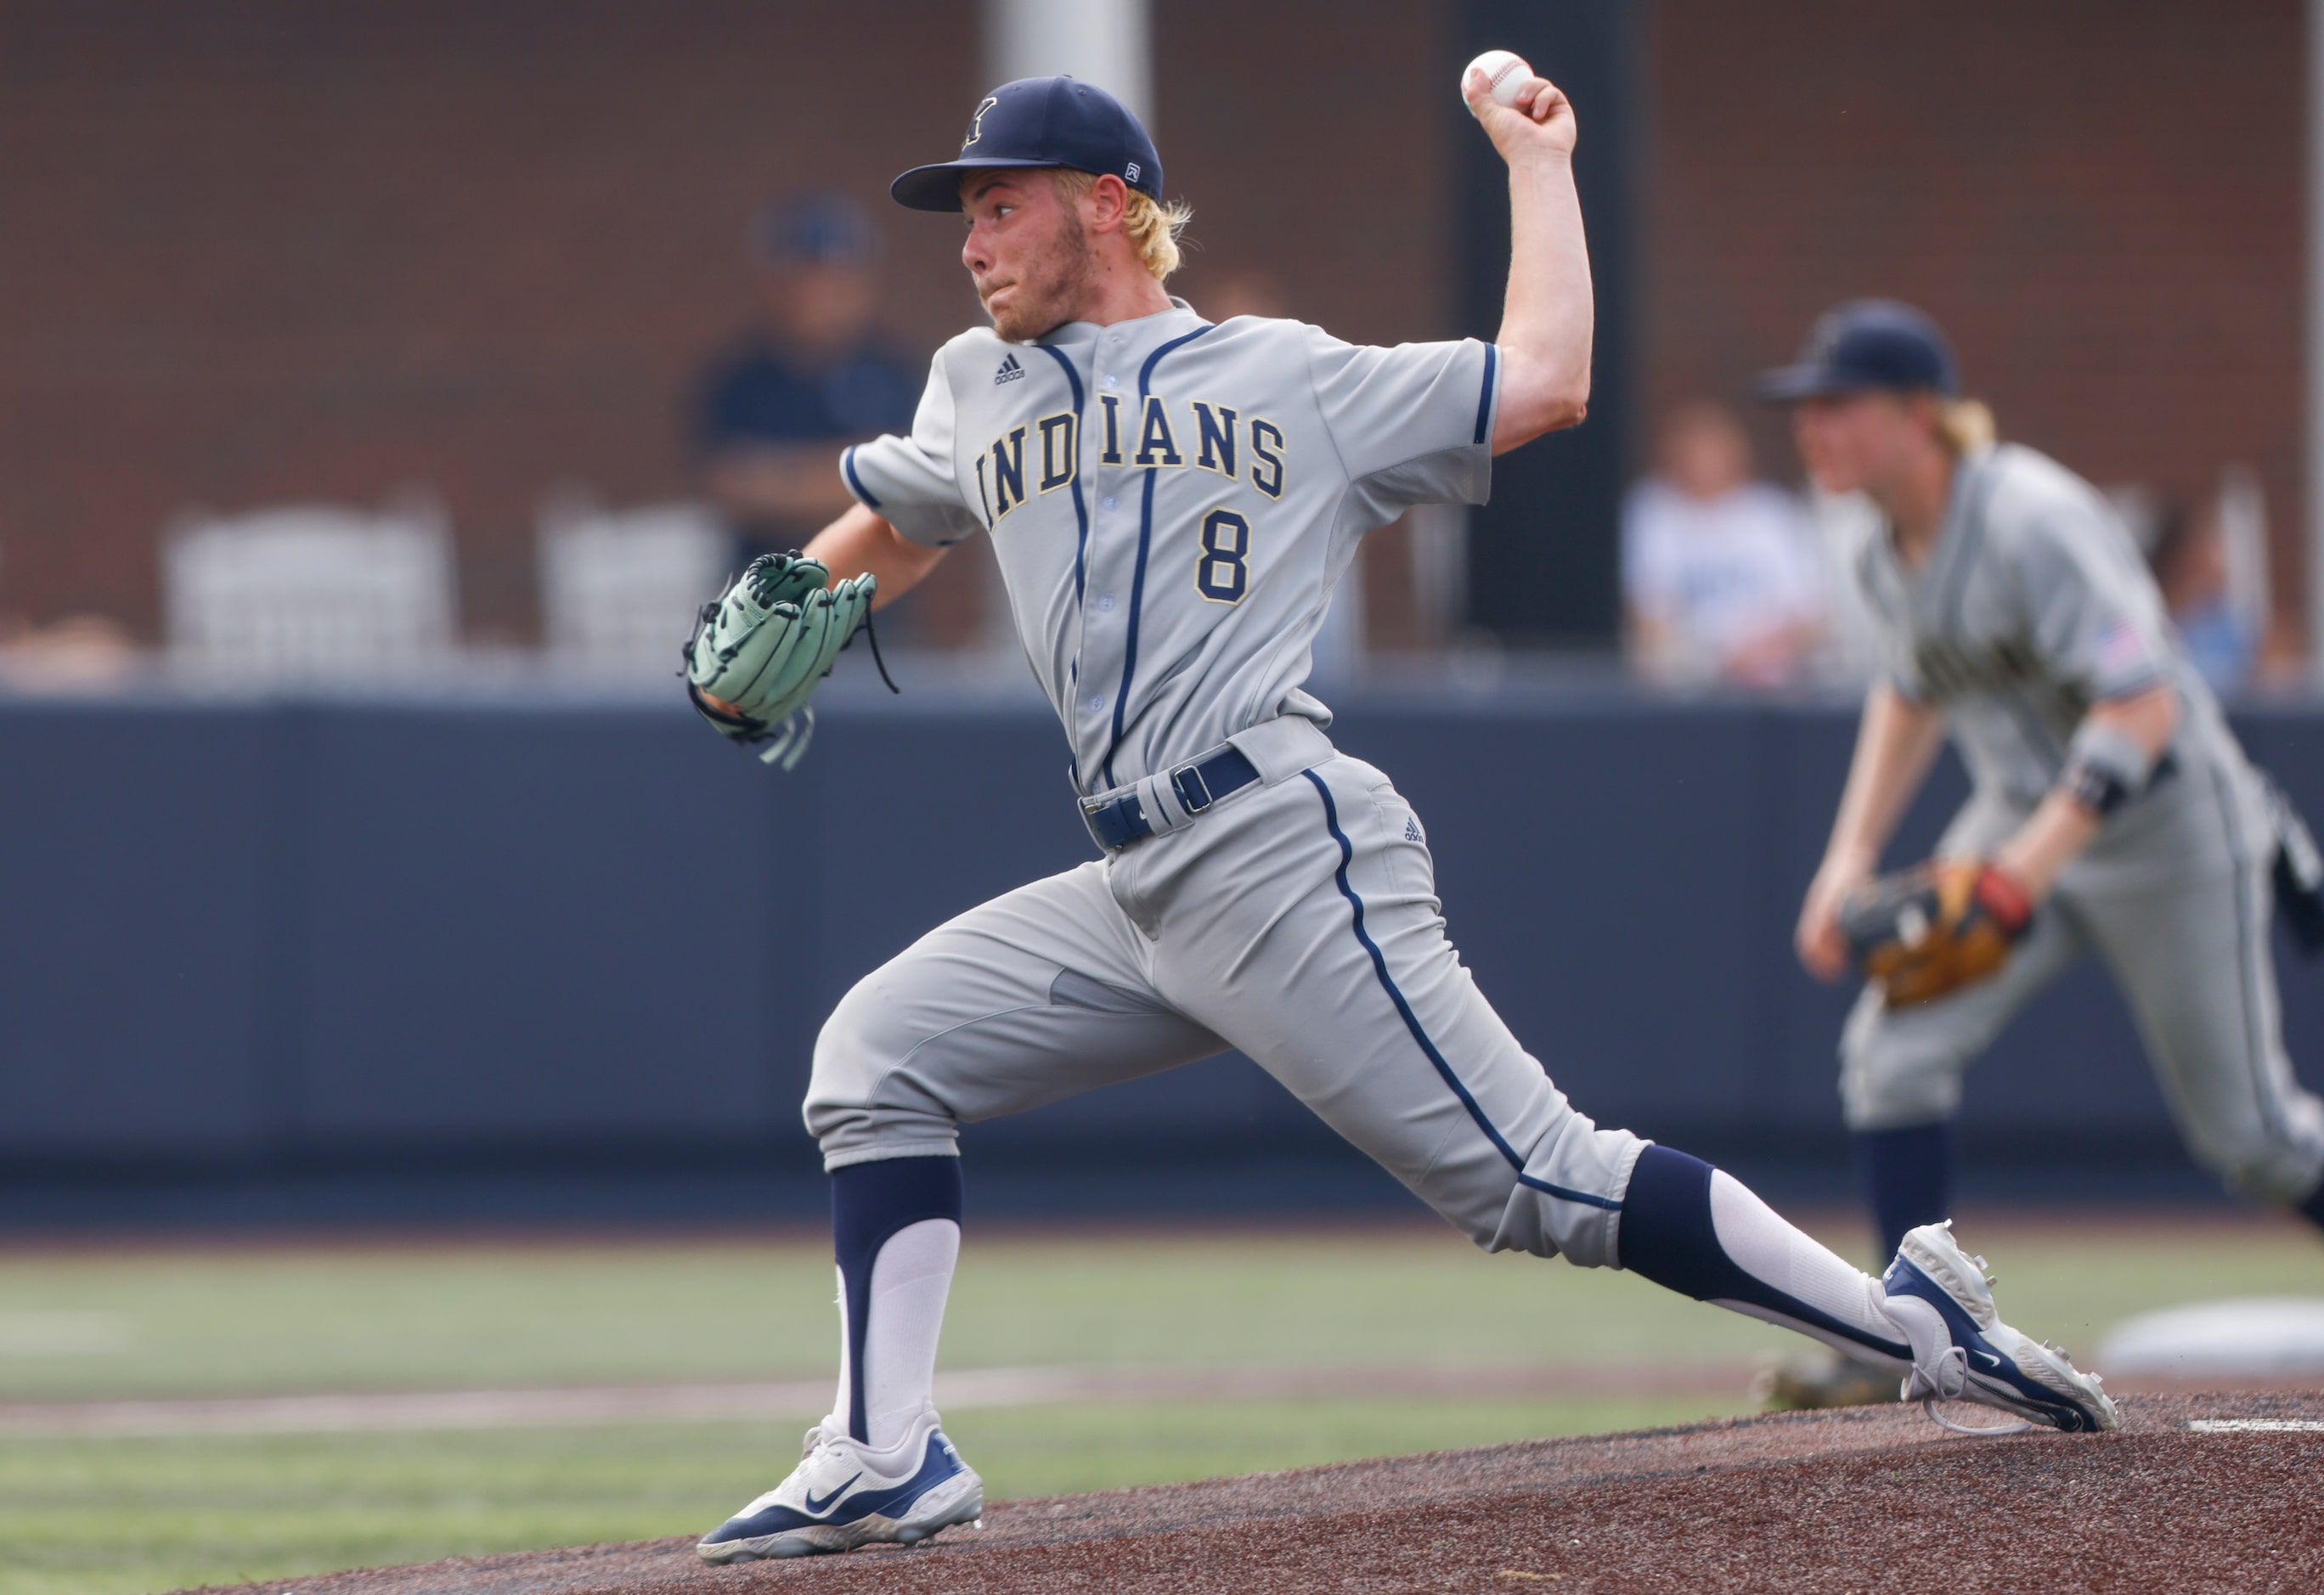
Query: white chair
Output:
[[163, 499, 459, 679], [537, 498, 733, 677]]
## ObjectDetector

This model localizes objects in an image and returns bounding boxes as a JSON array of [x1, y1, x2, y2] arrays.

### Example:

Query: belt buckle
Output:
[[1171, 762, 1213, 814], [1084, 792, 1148, 851]]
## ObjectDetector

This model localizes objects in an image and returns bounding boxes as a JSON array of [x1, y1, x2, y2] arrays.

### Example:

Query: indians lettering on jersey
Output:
[[1909, 634, 2046, 700], [971, 396, 1287, 527], [840, 306, 1496, 792]]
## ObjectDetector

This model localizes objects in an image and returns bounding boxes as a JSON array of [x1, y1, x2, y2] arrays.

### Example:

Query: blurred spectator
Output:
[[692, 196, 919, 552], [2151, 499, 2255, 695], [1622, 402, 1826, 689], [0, 615, 140, 692], [1801, 484, 1886, 688], [1198, 268, 1289, 322]]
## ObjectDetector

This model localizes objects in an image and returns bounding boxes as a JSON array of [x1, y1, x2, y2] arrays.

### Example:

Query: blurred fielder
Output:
[[680, 78, 2118, 1564], [1768, 301, 2324, 1402]]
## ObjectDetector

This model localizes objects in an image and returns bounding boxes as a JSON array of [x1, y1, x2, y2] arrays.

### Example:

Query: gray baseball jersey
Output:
[[1853, 442, 2236, 813], [1840, 442, 2324, 1201], [842, 300, 1496, 794], [811, 302, 1644, 1265]]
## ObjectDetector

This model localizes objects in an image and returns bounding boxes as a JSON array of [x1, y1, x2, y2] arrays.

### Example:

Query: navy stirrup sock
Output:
[[2299, 1173, 2324, 1235], [1619, 1143, 1909, 1361], [832, 1155, 963, 1443], [1619, 1145, 1775, 1305], [1855, 1122, 1955, 1263]]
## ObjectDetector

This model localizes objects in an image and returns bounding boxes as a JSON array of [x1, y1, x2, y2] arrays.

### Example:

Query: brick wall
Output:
[[0, 0, 1451, 644], [1160, 0, 1458, 651], [1159, 0, 1455, 349], [1644, 0, 2308, 644], [0, 1, 999, 640], [4, 2, 2304, 648]]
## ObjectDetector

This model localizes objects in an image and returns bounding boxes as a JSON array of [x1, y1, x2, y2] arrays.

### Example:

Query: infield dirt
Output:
[[183, 1392, 2321, 1594]]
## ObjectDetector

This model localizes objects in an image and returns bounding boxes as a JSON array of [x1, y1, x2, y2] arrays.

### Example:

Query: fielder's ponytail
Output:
[[1934, 397, 1996, 456]]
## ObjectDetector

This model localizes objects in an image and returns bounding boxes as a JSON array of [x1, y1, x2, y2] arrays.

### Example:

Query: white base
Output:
[[2096, 1297, 2324, 1377]]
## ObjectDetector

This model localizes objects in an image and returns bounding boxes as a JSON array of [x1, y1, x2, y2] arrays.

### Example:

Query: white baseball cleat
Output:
[[1880, 1220, 2119, 1434], [695, 1406, 984, 1563]]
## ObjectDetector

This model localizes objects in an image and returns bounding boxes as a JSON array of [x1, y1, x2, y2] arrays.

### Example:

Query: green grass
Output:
[[0, 1229, 1800, 1402], [20, 1218, 2309, 1403], [0, 1216, 2316, 1595]]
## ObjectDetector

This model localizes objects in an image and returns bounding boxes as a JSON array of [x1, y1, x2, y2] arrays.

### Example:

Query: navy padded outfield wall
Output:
[[3, 693, 2323, 1210]]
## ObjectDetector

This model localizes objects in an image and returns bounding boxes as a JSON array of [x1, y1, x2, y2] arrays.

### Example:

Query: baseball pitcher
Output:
[[682, 80, 2119, 1564]]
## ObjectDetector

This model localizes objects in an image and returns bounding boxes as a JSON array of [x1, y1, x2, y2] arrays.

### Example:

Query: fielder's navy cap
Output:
[[890, 76, 1163, 212], [1757, 300, 1960, 402]]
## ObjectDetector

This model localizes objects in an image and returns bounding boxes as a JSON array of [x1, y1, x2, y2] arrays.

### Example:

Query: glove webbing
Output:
[[679, 582, 899, 770]]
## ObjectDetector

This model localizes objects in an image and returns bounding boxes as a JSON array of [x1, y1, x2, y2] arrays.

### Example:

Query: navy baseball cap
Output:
[[890, 76, 1163, 212], [1757, 300, 1960, 402], [751, 194, 882, 268]]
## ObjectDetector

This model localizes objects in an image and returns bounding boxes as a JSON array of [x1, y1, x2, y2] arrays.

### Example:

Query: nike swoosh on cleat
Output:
[[1971, 1350, 2005, 1371], [802, 1472, 863, 1515]]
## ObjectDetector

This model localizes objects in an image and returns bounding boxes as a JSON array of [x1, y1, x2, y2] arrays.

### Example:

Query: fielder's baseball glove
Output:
[[683, 552, 878, 769], [1841, 859, 2034, 1008]]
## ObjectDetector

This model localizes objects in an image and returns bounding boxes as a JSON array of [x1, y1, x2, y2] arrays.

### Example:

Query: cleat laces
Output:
[[1921, 1399, 2034, 1437]]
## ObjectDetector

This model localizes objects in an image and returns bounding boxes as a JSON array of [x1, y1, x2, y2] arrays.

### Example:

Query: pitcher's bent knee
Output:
[[803, 979, 962, 1172], [1475, 1113, 1646, 1268]]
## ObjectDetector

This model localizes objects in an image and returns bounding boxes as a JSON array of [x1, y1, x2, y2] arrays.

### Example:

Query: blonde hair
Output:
[[1052, 168, 1193, 282], [1934, 397, 1996, 455]]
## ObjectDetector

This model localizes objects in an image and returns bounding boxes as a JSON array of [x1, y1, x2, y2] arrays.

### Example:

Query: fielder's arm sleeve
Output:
[[1304, 331, 1501, 513], [839, 358, 987, 549], [2014, 507, 2172, 701]]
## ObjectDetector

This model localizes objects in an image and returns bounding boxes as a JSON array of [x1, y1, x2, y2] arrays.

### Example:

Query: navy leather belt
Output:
[[1081, 745, 1261, 851]]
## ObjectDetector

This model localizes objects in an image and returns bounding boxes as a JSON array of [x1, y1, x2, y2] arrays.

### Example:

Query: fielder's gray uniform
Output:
[[812, 302, 1640, 1265], [1842, 442, 2324, 1203]]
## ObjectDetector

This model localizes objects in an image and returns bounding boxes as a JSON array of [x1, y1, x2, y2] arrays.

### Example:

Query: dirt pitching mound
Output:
[[187, 1393, 2322, 1594]]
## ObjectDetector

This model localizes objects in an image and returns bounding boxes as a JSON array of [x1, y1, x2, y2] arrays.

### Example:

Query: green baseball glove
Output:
[[683, 552, 877, 769]]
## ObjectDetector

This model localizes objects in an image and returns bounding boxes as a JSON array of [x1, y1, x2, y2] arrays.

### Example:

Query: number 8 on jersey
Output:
[[1197, 509, 1250, 604]]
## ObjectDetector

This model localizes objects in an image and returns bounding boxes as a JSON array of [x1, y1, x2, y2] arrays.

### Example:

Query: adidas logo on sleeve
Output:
[[993, 353, 1025, 386]]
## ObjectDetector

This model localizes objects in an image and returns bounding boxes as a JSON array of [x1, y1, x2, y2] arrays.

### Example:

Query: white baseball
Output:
[[1464, 49, 1531, 113]]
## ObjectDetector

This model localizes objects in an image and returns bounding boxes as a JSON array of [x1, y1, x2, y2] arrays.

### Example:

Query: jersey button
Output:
[[1101, 495, 1119, 512], [1096, 595, 1115, 612], [1086, 693, 1105, 712]]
